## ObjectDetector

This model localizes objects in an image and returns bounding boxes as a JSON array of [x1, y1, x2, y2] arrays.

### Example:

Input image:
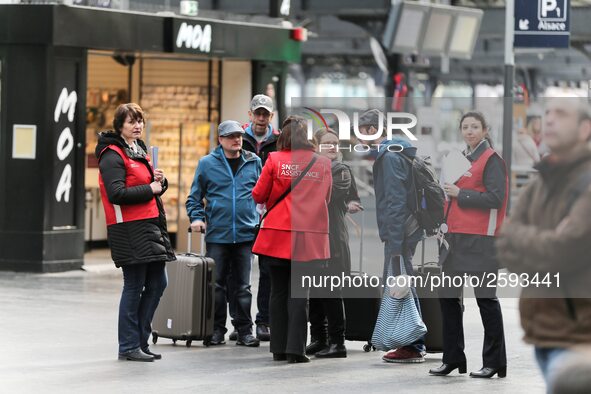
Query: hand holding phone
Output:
[[347, 200, 364, 213]]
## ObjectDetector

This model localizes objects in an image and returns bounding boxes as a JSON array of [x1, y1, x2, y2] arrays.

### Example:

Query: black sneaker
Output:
[[210, 331, 226, 346], [236, 333, 260, 347], [141, 347, 162, 360], [118, 349, 155, 362], [256, 324, 270, 341], [229, 329, 238, 341]]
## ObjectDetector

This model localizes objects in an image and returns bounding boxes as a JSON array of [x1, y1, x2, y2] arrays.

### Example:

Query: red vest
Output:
[[445, 148, 508, 236], [98, 145, 159, 226]]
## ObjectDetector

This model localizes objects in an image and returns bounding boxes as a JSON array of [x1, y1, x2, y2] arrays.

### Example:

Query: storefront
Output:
[[0, 4, 301, 272], [85, 52, 220, 243]]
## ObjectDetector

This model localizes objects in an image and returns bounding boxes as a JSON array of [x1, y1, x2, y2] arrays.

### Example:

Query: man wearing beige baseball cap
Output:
[[242, 94, 281, 166], [237, 94, 281, 343]]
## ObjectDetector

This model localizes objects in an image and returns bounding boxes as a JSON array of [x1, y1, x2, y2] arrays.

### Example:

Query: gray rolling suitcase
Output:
[[152, 228, 215, 347]]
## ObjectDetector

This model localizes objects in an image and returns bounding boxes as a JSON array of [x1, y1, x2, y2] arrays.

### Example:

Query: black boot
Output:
[[273, 353, 287, 361], [315, 343, 347, 358], [429, 362, 467, 376], [470, 366, 507, 378], [305, 339, 327, 355], [256, 324, 271, 341], [287, 354, 310, 364]]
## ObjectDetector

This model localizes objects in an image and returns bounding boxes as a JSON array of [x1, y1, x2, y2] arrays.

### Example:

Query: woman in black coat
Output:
[[96, 103, 176, 362], [306, 128, 362, 358], [429, 112, 508, 379]]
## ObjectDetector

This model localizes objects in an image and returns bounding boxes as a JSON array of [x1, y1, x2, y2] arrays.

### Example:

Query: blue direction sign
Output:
[[515, 0, 570, 48]]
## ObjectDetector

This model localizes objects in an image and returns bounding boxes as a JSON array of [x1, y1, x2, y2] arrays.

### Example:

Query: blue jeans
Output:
[[228, 257, 270, 326], [207, 242, 254, 335], [119, 262, 167, 354], [382, 241, 426, 354], [535, 347, 568, 384]]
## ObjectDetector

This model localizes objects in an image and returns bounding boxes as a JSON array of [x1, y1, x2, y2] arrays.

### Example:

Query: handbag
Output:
[[371, 256, 428, 351], [253, 155, 319, 242]]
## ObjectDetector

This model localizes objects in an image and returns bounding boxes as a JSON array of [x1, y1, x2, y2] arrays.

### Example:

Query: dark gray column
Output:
[[0, 45, 87, 272]]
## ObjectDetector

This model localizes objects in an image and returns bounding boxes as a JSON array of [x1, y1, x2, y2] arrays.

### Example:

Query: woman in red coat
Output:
[[252, 115, 332, 363]]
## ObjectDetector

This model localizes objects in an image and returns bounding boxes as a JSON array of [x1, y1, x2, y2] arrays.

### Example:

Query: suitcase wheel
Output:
[[172, 339, 177, 345], [186, 340, 192, 348], [203, 337, 212, 347], [363, 343, 376, 352], [152, 333, 158, 345]]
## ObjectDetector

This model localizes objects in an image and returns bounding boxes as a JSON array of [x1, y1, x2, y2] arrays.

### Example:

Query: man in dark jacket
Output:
[[242, 94, 280, 166], [497, 98, 591, 385], [362, 109, 426, 363], [239, 94, 280, 341], [186, 120, 262, 347]]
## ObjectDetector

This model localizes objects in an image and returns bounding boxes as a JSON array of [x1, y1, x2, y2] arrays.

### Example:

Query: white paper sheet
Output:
[[441, 149, 471, 185]]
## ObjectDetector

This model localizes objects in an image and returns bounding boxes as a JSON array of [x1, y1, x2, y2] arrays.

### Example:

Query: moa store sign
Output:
[[174, 21, 212, 53]]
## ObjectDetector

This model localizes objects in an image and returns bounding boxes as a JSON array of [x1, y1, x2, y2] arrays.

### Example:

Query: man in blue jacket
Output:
[[360, 109, 426, 363], [186, 120, 262, 347]]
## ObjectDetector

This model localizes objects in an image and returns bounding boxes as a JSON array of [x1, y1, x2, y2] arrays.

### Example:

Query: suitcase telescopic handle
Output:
[[421, 238, 425, 271], [359, 209, 365, 272], [187, 227, 206, 255]]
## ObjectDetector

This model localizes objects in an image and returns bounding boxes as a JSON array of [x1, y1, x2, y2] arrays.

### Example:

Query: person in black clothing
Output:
[[429, 112, 508, 379], [96, 103, 176, 362], [306, 128, 363, 358], [233, 94, 281, 342]]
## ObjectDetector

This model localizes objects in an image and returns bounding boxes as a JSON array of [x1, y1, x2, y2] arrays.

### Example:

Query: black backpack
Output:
[[402, 155, 446, 236]]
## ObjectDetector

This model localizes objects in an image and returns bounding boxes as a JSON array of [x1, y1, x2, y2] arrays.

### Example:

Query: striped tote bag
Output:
[[371, 257, 427, 351]]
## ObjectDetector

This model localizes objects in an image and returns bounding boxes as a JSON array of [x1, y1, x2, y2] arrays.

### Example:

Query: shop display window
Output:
[[86, 88, 128, 167], [85, 54, 220, 235]]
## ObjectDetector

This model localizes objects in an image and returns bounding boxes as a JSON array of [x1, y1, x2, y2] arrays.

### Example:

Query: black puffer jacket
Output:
[[242, 129, 280, 166], [95, 132, 176, 267]]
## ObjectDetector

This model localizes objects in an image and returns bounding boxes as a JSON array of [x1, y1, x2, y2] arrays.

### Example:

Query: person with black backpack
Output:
[[359, 109, 428, 363]]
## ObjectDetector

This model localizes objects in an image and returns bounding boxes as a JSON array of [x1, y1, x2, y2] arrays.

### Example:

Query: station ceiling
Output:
[[167, 0, 591, 86], [297, 4, 591, 87], [455, 0, 591, 6]]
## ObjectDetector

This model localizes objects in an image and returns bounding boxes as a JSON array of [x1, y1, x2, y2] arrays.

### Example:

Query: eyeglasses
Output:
[[253, 109, 271, 117], [221, 133, 243, 139]]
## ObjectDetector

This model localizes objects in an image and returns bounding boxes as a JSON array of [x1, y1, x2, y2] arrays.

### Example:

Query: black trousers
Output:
[[439, 272, 507, 369], [264, 256, 310, 356], [308, 296, 345, 345]]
